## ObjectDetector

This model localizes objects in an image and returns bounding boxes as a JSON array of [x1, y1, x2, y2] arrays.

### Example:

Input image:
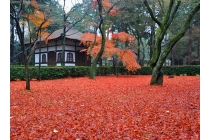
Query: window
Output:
[[67, 53, 73, 62], [42, 54, 46, 63], [57, 52, 62, 62]]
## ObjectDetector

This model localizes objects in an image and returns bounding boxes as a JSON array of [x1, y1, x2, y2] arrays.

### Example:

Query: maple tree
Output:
[[10, 75, 200, 139], [10, 0, 51, 90], [80, 0, 140, 79], [80, 31, 141, 72], [22, 0, 51, 81]]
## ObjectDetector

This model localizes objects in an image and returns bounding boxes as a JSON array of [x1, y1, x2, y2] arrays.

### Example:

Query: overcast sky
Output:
[[58, 0, 83, 12]]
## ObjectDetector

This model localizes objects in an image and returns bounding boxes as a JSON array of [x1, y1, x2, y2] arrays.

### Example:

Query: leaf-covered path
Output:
[[10, 75, 200, 139]]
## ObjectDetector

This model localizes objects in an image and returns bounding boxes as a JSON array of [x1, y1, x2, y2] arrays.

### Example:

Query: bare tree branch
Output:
[[158, 0, 165, 14], [144, 0, 162, 27], [165, 0, 181, 29]]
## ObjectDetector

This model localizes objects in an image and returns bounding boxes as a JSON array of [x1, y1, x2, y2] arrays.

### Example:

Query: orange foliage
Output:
[[117, 49, 141, 72], [80, 31, 141, 71], [22, 0, 50, 44], [80, 32, 102, 46], [38, 29, 50, 44], [22, 11, 50, 28], [103, 41, 118, 58], [102, 0, 113, 11], [91, 0, 98, 9], [82, 0, 138, 71], [22, 6, 50, 28], [112, 32, 135, 44], [20, 20, 27, 26], [91, 0, 120, 16], [109, 9, 120, 16], [31, 0, 39, 10]]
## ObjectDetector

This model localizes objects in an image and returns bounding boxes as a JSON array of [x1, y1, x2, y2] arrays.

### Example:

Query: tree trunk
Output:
[[171, 48, 174, 66], [137, 39, 141, 65], [10, 19, 15, 64], [188, 25, 192, 65], [62, 0, 66, 66], [149, 0, 156, 60], [150, 61, 164, 85], [61, 32, 66, 66], [89, 1, 106, 79], [150, 45, 166, 85], [112, 56, 117, 75], [89, 59, 97, 79], [142, 45, 145, 66], [38, 29, 42, 81], [37, 37, 41, 81], [24, 60, 30, 90], [150, 23, 155, 60]]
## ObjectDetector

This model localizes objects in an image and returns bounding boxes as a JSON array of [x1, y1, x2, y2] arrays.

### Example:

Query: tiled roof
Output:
[[25, 28, 83, 44], [45, 28, 83, 41]]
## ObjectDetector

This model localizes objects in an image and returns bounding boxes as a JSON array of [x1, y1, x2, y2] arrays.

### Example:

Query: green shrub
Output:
[[10, 66, 25, 80], [10, 65, 200, 80], [162, 66, 200, 76]]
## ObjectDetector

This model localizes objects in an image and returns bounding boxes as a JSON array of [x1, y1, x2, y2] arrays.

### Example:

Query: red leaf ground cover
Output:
[[10, 75, 200, 139]]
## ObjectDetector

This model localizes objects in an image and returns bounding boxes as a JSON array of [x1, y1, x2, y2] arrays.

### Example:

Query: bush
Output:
[[162, 66, 200, 76], [10, 65, 200, 80], [10, 66, 25, 80]]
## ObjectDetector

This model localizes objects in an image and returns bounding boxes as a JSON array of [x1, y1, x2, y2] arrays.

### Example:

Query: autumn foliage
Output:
[[91, 0, 120, 16], [22, 0, 50, 43], [80, 32, 141, 72], [10, 75, 200, 139]]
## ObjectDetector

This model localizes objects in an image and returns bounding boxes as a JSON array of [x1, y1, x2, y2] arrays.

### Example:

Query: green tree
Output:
[[144, 0, 200, 85], [163, 0, 200, 66], [68, 1, 97, 33]]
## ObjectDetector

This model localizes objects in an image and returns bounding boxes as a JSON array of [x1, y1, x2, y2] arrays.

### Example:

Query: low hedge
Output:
[[162, 66, 200, 76], [10, 65, 200, 81]]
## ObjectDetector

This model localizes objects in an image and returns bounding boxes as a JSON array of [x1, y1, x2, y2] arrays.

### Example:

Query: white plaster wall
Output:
[[42, 48, 47, 52], [65, 46, 75, 50], [35, 53, 48, 63], [56, 63, 61, 66], [35, 48, 47, 53], [48, 47, 56, 51], [65, 63, 75, 66], [35, 64, 47, 66], [57, 45, 79, 51], [35, 54, 39, 63], [56, 46, 63, 50]]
